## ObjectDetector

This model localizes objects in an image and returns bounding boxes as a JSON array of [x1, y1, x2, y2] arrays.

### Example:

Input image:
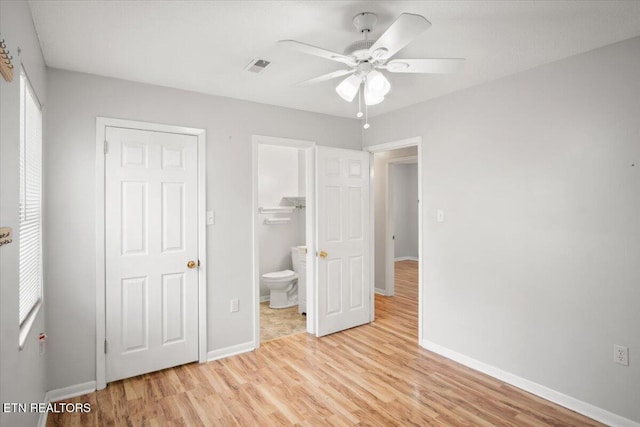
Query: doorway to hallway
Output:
[[365, 137, 423, 341]]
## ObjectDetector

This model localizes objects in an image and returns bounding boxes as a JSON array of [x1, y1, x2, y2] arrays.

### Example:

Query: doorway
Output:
[[253, 138, 374, 345], [385, 155, 419, 296], [252, 135, 316, 347], [388, 160, 420, 318], [95, 118, 207, 389], [365, 137, 423, 341]]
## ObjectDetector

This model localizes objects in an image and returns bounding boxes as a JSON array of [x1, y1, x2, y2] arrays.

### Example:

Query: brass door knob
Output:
[[318, 251, 328, 259], [187, 260, 197, 269]]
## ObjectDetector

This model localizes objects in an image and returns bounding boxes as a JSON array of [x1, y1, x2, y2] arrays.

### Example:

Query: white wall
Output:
[[373, 147, 417, 295], [364, 36, 640, 423], [258, 145, 305, 298], [44, 69, 360, 391], [392, 163, 418, 260], [0, 2, 48, 427]]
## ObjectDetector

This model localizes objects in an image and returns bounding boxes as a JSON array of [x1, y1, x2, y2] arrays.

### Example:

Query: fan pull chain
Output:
[[363, 80, 370, 129], [363, 101, 370, 129], [357, 86, 363, 118]]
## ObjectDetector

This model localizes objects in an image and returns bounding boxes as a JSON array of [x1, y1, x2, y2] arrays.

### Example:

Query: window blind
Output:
[[19, 71, 43, 325]]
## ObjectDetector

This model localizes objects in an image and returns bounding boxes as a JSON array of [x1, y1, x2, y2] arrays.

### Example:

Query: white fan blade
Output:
[[296, 69, 355, 86], [385, 58, 465, 74], [368, 13, 432, 61], [279, 40, 356, 67]]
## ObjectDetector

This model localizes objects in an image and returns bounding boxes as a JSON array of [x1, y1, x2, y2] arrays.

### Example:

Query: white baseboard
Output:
[[420, 339, 639, 427], [375, 288, 391, 296], [394, 256, 418, 262], [260, 295, 270, 303], [207, 341, 254, 362], [38, 381, 97, 427]]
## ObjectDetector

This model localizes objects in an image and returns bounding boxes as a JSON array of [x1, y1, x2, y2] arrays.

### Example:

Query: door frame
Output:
[[95, 117, 207, 390], [364, 136, 423, 340], [251, 135, 316, 349]]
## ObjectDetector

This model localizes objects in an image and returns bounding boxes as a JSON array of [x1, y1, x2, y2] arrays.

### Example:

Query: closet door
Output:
[[105, 126, 199, 382]]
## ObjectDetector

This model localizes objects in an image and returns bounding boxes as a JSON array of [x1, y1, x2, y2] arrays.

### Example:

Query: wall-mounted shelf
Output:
[[259, 206, 296, 214], [264, 218, 291, 225]]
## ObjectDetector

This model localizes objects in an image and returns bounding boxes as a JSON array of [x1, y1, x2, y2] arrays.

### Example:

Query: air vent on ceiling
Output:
[[244, 59, 271, 74]]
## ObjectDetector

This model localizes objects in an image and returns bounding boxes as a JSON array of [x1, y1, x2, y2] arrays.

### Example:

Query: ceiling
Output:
[[28, 1, 640, 119]]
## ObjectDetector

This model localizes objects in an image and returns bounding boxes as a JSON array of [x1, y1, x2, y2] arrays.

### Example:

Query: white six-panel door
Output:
[[316, 146, 371, 336], [105, 126, 199, 382]]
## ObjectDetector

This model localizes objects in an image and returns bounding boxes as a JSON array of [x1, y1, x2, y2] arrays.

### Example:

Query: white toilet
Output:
[[262, 246, 308, 309], [262, 263, 298, 309]]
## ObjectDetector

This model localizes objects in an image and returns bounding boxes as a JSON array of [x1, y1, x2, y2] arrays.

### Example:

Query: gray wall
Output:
[[43, 68, 360, 391], [373, 147, 417, 295], [0, 2, 48, 427], [364, 36, 640, 422], [392, 163, 418, 260]]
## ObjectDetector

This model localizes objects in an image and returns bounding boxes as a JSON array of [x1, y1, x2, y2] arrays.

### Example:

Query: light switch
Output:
[[437, 209, 445, 223], [206, 211, 215, 225]]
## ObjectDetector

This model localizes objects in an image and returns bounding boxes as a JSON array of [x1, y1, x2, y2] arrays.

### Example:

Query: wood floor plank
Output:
[[47, 261, 603, 426]]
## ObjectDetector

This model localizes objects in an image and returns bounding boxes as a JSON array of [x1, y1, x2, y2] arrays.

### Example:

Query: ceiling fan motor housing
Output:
[[344, 39, 375, 59], [348, 13, 379, 61]]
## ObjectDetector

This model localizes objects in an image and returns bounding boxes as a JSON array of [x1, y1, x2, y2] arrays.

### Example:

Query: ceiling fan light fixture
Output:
[[364, 92, 384, 106], [364, 70, 390, 105], [335, 74, 362, 102], [367, 70, 391, 95]]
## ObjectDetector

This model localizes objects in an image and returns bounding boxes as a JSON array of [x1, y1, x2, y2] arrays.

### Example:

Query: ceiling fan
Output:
[[280, 12, 464, 128]]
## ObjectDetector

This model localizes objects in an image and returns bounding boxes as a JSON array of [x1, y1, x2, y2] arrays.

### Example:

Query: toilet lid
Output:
[[263, 269, 296, 280]]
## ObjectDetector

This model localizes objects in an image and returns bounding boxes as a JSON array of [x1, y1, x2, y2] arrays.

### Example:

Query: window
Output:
[[19, 69, 43, 332]]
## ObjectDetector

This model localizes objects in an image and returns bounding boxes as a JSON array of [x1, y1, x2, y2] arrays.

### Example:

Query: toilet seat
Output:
[[262, 269, 296, 281]]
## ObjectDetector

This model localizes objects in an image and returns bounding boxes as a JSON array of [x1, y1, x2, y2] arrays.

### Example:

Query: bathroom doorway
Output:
[[252, 136, 315, 346], [365, 137, 423, 341]]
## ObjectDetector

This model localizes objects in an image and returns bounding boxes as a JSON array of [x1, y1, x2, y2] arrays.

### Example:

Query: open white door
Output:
[[316, 146, 371, 337], [105, 126, 199, 382]]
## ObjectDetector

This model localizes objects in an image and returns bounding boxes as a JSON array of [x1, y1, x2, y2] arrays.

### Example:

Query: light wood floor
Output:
[[394, 259, 419, 300], [48, 260, 602, 426]]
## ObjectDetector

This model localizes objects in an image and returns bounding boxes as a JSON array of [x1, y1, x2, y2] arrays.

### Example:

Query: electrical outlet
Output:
[[614, 345, 629, 366], [230, 299, 239, 313]]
